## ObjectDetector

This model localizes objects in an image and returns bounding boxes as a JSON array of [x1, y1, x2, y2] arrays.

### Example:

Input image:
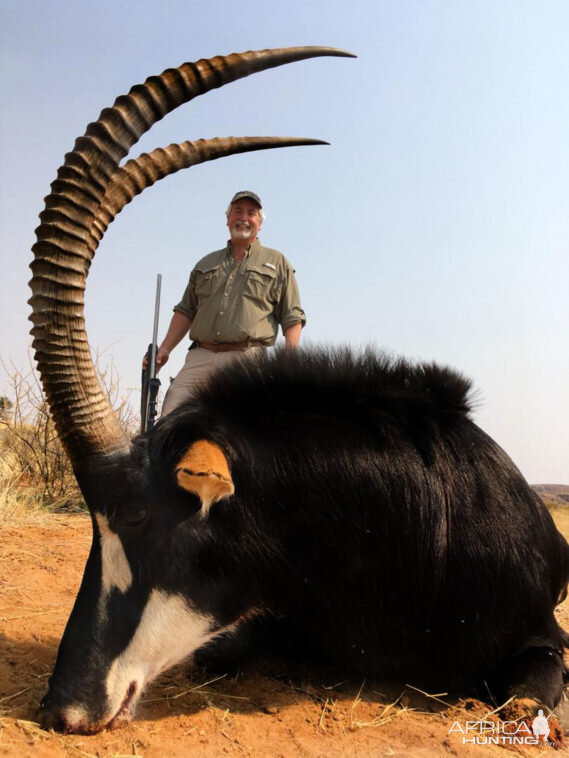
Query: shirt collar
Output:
[[226, 238, 260, 260]]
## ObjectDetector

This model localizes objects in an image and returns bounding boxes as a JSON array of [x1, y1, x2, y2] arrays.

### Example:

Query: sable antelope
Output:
[[29, 47, 568, 734]]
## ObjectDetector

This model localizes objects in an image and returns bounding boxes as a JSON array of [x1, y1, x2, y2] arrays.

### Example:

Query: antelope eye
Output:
[[122, 509, 148, 528]]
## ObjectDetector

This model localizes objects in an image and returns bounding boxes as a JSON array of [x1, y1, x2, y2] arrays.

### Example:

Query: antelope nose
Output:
[[39, 695, 93, 734]]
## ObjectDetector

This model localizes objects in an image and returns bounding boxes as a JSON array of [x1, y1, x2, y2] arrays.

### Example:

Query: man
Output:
[[156, 191, 306, 415]]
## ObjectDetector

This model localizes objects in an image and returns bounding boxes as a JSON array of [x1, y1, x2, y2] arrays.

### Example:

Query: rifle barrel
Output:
[[141, 274, 163, 433], [149, 274, 162, 381]]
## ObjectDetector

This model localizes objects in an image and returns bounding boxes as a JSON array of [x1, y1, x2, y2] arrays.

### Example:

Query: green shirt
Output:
[[174, 240, 306, 346]]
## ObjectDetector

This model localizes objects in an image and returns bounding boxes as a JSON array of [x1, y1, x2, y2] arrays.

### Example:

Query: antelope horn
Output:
[[28, 46, 354, 487], [91, 136, 328, 241]]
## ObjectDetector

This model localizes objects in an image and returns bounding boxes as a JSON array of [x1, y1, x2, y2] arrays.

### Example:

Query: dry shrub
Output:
[[0, 474, 49, 525], [0, 350, 137, 516]]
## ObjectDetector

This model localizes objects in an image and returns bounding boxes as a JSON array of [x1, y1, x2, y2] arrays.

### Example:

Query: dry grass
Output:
[[0, 475, 50, 525], [349, 683, 413, 730], [1, 351, 136, 516], [549, 505, 569, 536], [9, 719, 142, 758]]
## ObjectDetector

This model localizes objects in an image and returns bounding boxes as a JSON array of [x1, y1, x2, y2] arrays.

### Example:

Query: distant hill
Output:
[[532, 484, 569, 507]]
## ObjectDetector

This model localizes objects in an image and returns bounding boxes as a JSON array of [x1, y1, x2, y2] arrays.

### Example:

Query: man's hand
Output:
[[142, 346, 170, 372], [142, 312, 192, 371], [155, 346, 170, 370]]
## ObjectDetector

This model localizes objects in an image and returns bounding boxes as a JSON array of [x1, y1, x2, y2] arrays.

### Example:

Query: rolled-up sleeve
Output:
[[276, 264, 306, 331], [173, 271, 198, 320]]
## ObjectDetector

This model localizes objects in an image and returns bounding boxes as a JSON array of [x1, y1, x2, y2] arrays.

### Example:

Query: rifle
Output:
[[140, 274, 162, 433]]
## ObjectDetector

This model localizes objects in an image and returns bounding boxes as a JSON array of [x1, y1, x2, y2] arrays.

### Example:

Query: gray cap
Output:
[[229, 191, 262, 208]]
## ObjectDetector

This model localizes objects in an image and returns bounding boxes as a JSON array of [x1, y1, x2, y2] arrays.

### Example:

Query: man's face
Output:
[[227, 199, 262, 242]]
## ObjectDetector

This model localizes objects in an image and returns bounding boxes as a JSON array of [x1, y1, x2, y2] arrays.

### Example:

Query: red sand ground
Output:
[[1, 513, 568, 757]]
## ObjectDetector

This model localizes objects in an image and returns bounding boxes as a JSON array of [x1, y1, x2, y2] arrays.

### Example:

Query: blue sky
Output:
[[1, 0, 568, 483]]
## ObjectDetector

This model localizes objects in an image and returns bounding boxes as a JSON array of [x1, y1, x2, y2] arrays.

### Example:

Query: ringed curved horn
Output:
[[91, 136, 328, 241], [28, 46, 355, 486]]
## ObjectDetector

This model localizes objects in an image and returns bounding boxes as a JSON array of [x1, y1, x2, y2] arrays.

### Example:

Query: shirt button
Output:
[[216, 331, 220, 336], [219, 311, 223, 315]]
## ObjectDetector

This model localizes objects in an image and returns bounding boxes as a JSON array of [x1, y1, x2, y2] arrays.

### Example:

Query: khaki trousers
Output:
[[161, 346, 262, 417]]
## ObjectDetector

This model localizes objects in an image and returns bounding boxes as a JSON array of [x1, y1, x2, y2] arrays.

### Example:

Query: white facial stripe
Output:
[[95, 513, 133, 594], [103, 589, 223, 723]]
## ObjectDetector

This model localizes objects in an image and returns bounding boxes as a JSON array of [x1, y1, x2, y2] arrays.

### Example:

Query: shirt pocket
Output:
[[244, 264, 277, 304], [194, 265, 221, 302]]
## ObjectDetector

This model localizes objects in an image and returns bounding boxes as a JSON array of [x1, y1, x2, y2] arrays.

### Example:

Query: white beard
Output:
[[231, 223, 253, 239]]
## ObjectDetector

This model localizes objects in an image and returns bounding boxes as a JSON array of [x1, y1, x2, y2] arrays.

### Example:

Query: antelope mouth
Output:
[[106, 681, 138, 730]]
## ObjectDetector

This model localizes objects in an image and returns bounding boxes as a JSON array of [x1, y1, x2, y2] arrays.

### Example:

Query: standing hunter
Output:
[[156, 191, 306, 415]]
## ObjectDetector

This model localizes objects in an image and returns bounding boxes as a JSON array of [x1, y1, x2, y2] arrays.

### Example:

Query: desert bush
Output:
[[0, 474, 50, 524], [0, 351, 136, 513]]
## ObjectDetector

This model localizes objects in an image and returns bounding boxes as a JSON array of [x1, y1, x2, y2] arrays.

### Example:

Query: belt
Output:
[[195, 339, 267, 353]]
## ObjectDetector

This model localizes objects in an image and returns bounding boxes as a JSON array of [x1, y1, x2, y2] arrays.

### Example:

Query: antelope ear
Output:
[[175, 440, 234, 516]]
